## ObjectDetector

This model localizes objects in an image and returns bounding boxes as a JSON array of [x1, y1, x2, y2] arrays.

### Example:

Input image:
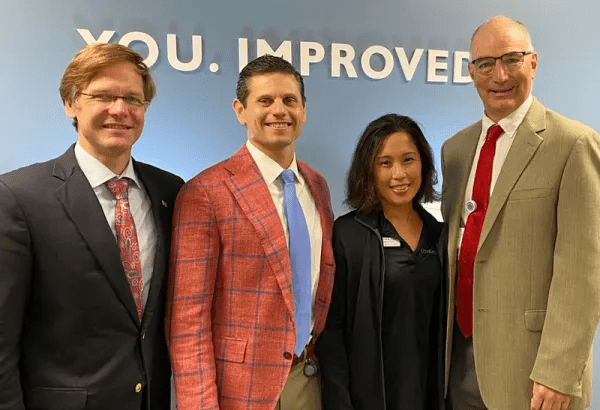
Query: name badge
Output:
[[382, 237, 401, 248]]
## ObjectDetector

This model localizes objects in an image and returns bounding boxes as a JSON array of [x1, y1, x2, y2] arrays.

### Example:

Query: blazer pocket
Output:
[[524, 310, 546, 332], [214, 337, 247, 363], [508, 188, 552, 201], [26, 387, 87, 409]]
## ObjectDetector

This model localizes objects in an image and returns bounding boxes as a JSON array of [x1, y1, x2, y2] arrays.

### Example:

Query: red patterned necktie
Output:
[[457, 124, 503, 337], [105, 178, 144, 321]]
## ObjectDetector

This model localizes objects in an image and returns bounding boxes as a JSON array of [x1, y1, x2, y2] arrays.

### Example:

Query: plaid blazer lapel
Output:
[[223, 146, 296, 320], [297, 160, 335, 335]]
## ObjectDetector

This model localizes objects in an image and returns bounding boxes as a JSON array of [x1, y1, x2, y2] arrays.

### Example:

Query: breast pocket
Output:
[[508, 188, 552, 201]]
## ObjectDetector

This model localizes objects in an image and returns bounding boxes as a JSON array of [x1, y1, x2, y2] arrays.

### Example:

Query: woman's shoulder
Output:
[[334, 209, 379, 229], [333, 210, 360, 232], [334, 209, 357, 223], [336, 209, 379, 234]]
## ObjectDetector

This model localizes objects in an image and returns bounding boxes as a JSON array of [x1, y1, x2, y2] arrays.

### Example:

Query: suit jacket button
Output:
[[283, 352, 292, 360], [135, 383, 143, 393]]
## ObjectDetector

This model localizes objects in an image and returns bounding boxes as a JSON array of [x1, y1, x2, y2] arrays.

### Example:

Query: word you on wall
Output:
[[78, 29, 472, 84]]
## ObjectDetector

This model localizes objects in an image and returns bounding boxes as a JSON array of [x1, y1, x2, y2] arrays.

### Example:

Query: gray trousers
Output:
[[448, 324, 489, 410]]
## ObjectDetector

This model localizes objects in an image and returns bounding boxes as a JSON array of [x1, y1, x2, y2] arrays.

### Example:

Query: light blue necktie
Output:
[[280, 169, 312, 356]]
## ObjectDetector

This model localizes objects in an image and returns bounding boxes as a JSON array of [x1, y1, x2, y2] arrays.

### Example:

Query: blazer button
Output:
[[283, 352, 293, 360], [135, 383, 143, 393]]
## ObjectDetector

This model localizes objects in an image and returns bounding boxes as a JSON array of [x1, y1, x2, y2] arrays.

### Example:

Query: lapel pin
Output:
[[466, 200, 477, 213]]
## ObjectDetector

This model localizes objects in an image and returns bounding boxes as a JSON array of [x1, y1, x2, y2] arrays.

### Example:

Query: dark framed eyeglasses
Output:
[[470, 51, 533, 75], [79, 92, 149, 109]]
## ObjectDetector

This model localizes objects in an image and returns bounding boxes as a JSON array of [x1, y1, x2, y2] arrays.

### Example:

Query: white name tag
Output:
[[382, 237, 402, 247]]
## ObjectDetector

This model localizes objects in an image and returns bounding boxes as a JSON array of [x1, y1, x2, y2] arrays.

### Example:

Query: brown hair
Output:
[[236, 54, 305, 106], [345, 113, 439, 213], [60, 43, 156, 129]]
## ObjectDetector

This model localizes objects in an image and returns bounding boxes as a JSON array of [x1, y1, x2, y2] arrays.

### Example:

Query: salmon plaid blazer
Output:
[[166, 146, 335, 409]]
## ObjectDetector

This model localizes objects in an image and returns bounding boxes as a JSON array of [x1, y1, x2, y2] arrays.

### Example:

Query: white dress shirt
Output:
[[74, 143, 157, 307], [458, 94, 533, 249], [246, 141, 322, 340]]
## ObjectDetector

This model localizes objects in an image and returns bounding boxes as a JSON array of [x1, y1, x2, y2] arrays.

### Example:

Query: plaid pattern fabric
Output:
[[166, 146, 335, 410]]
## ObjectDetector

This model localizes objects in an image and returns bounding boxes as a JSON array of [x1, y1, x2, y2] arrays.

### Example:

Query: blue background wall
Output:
[[2, 0, 599, 406]]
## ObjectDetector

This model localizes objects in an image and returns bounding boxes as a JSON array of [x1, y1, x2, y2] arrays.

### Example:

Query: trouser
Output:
[[448, 323, 488, 410], [275, 360, 322, 410]]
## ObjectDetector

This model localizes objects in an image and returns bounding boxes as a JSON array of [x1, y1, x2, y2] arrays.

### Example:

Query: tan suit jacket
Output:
[[441, 98, 600, 409]]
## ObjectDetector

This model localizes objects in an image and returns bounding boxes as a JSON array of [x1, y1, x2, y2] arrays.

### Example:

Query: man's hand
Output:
[[531, 381, 571, 410]]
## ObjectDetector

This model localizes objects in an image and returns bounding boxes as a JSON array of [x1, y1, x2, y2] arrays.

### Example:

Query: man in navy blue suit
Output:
[[0, 43, 183, 410]]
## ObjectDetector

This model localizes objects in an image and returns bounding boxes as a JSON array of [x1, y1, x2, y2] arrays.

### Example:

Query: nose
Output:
[[271, 99, 287, 115], [492, 59, 509, 82], [107, 97, 128, 116], [391, 163, 407, 179]]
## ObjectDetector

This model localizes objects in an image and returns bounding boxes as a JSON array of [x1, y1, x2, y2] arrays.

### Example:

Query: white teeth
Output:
[[104, 124, 128, 129], [269, 123, 289, 128], [391, 185, 409, 192]]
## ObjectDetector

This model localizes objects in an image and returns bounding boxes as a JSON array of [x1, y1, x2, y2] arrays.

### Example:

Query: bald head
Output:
[[470, 16, 533, 57], [467, 16, 538, 122]]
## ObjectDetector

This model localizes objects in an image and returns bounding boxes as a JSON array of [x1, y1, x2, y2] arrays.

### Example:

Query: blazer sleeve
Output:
[[316, 226, 354, 410], [0, 180, 31, 410], [166, 180, 220, 410], [530, 129, 600, 396]]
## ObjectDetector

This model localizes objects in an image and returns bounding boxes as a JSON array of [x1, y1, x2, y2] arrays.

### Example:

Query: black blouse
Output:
[[378, 211, 443, 410]]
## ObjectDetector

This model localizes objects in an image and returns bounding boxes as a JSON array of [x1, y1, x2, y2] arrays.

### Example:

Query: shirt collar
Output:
[[482, 94, 533, 139], [245, 140, 301, 185], [74, 142, 140, 189]]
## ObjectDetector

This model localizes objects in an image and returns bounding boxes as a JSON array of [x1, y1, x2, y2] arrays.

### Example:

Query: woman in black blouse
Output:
[[317, 114, 447, 410]]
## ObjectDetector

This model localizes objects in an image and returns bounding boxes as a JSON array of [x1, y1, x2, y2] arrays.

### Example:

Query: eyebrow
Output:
[[85, 88, 144, 96], [255, 92, 299, 99]]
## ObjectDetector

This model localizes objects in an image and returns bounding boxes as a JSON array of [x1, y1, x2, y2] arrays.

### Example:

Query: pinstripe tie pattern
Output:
[[105, 178, 144, 321]]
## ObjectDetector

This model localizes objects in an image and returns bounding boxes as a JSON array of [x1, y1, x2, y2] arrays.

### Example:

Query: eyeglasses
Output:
[[470, 51, 533, 75], [79, 92, 149, 109]]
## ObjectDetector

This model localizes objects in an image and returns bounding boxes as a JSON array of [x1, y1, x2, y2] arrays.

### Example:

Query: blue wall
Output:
[[2, 0, 599, 406]]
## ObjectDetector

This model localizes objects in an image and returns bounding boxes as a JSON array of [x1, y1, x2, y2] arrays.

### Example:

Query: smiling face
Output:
[[233, 72, 306, 167], [65, 61, 145, 173], [469, 17, 538, 122], [374, 131, 422, 213]]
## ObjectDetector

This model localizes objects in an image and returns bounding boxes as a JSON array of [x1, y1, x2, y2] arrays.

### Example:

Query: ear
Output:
[[530, 52, 538, 79], [232, 99, 246, 126], [301, 102, 307, 123], [64, 100, 76, 119], [468, 63, 476, 81]]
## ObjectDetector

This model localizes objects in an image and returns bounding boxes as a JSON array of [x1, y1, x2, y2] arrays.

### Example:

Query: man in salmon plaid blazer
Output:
[[166, 55, 335, 409]]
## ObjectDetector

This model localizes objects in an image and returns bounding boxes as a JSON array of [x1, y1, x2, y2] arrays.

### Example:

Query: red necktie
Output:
[[457, 124, 503, 337], [105, 178, 144, 321]]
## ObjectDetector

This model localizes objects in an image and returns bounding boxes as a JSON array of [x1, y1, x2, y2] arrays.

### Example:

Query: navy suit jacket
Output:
[[0, 145, 183, 410]]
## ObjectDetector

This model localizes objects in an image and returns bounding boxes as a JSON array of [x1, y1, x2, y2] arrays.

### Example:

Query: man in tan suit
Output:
[[441, 16, 600, 410]]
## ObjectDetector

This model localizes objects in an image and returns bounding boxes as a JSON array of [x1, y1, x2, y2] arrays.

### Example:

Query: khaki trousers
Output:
[[274, 361, 322, 410]]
